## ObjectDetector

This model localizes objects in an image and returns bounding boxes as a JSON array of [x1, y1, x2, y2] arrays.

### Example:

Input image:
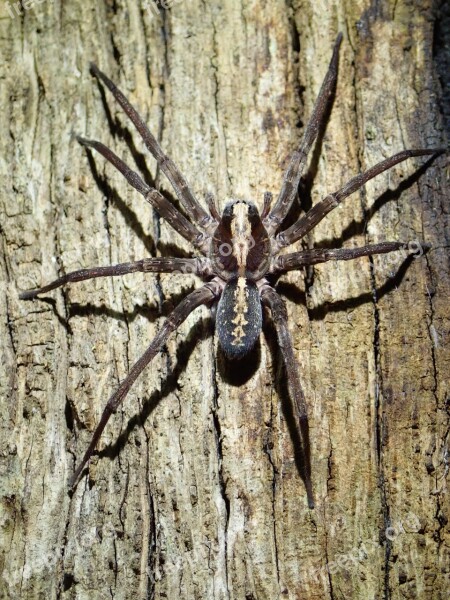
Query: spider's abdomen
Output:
[[216, 277, 262, 359], [211, 200, 271, 280]]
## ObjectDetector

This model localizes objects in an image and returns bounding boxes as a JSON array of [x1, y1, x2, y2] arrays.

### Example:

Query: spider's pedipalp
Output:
[[205, 192, 220, 221], [261, 191, 273, 220]]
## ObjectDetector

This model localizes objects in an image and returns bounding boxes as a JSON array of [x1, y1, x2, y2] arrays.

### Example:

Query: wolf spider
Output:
[[21, 33, 441, 507]]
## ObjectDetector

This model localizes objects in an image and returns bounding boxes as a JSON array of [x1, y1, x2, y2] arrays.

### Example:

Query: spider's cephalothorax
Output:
[[20, 33, 442, 507], [211, 200, 271, 280]]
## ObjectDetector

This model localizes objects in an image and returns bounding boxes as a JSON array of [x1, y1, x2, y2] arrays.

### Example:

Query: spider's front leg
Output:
[[260, 284, 314, 508], [264, 33, 343, 235], [69, 280, 222, 489], [89, 63, 215, 233]]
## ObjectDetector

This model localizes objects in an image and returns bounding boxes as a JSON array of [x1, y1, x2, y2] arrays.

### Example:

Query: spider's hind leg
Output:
[[69, 280, 221, 489], [260, 283, 314, 508]]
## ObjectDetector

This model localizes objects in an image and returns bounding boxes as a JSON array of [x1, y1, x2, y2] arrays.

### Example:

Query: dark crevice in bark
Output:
[[152, 6, 168, 339], [61, 572, 76, 593], [368, 254, 391, 600], [112, 536, 119, 588], [324, 540, 335, 598], [419, 5, 449, 556], [128, 25, 159, 567], [352, 30, 393, 598], [209, 3, 232, 197], [144, 11, 169, 592], [262, 400, 281, 592], [0, 224, 17, 359], [433, 488, 448, 548], [146, 478, 157, 600], [56, 494, 77, 598], [96, 40, 133, 490], [324, 438, 336, 599], [433, 0, 450, 136], [118, 465, 130, 536], [423, 250, 447, 554], [204, 8, 231, 594], [211, 348, 230, 598], [286, 3, 314, 307], [80, 43, 128, 491], [135, 335, 157, 599], [50, 115, 80, 597], [110, 30, 122, 66], [424, 258, 440, 405]]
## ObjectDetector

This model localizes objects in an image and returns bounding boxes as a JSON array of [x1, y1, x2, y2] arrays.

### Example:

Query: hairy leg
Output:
[[78, 137, 210, 252], [260, 284, 314, 508], [70, 280, 221, 489], [264, 33, 342, 235], [89, 64, 214, 231], [271, 241, 425, 272], [275, 149, 441, 250], [20, 257, 209, 300]]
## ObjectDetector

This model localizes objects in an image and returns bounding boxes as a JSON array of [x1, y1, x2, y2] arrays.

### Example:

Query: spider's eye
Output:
[[216, 278, 262, 359]]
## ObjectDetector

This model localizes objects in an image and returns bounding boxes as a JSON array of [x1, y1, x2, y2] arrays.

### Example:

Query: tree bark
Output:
[[0, 1, 448, 599]]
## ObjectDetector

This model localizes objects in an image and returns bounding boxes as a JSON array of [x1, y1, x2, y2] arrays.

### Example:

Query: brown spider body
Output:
[[212, 200, 270, 358], [20, 33, 442, 507]]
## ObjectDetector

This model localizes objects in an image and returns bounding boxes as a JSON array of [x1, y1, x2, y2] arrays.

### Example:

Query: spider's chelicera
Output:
[[21, 34, 441, 507]]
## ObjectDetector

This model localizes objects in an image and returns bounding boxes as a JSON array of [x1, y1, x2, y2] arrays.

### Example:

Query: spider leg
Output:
[[264, 33, 343, 235], [275, 149, 443, 250], [89, 64, 215, 232], [70, 279, 221, 489], [260, 283, 314, 508], [19, 257, 208, 300], [272, 241, 428, 272], [78, 137, 210, 253]]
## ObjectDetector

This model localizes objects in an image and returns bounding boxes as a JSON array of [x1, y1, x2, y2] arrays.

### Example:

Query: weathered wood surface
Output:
[[0, 1, 448, 599]]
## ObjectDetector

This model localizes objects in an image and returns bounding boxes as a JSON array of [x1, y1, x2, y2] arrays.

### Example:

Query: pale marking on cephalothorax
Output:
[[230, 202, 252, 276], [231, 276, 249, 346]]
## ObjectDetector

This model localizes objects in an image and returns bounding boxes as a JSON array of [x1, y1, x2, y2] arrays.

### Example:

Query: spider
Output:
[[20, 33, 441, 507]]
